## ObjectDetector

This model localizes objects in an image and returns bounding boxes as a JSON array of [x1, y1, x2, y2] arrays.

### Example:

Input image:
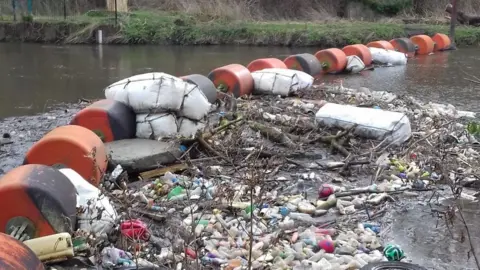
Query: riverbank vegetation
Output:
[[111, 11, 480, 47], [128, 0, 480, 20], [2, 0, 480, 46]]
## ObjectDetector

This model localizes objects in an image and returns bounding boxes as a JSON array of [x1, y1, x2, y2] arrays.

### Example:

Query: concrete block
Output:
[[105, 139, 182, 172]]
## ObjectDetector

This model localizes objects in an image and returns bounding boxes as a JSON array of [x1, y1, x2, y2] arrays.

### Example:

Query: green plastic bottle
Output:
[[168, 186, 185, 199]]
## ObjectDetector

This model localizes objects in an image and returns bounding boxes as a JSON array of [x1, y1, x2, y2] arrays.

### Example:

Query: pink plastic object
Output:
[[121, 219, 149, 241], [318, 239, 335, 253], [185, 247, 197, 259], [318, 184, 334, 198]]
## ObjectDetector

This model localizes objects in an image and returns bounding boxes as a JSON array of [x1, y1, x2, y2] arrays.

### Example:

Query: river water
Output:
[[1, 43, 480, 118], [1, 43, 480, 269]]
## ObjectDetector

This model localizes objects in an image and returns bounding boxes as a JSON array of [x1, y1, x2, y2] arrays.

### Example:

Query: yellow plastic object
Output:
[[23, 233, 74, 263]]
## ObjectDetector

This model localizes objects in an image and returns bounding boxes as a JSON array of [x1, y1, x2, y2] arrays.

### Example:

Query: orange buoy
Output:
[[70, 99, 136, 143], [207, 64, 254, 97], [342, 44, 373, 66], [314, 48, 348, 74], [180, 74, 218, 104], [389, 38, 416, 57], [0, 165, 76, 239], [366, 40, 395, 50], [431, 33, 451, 51], [0, 232, 44, 269], [24, 125, 107, 187], [283, 53, 322, 76], [410, 35, 435, 55], [246, 58, 287, 73]]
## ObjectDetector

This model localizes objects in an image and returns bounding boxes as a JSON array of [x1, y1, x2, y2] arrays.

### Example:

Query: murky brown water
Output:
[[1, 44, 480, 118], [1, 43, 480, 269]]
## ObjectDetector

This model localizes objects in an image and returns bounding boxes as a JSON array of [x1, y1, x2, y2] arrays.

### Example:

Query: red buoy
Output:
[[208, 64, 254, 97], [0, 232, 44, 269], [247, 58, 287, 72], [24, 125, 108, 187], [314, 48, 347, 74], [70, 99, 136, 143], [342, 44, 373, 66], [0, 165, 76, 239], [284, 53, 322, 76]]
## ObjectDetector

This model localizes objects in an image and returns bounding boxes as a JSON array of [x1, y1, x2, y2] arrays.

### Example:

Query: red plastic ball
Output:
[[318, 239, 335, 253], [318, 184, 334, 198]]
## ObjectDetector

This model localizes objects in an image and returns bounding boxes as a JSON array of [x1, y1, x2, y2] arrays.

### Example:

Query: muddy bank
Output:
[[0, 21, 118, 43], [0, 103, 81, 175]]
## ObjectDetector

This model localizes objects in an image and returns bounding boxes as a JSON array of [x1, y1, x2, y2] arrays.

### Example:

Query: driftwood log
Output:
[[446, 4, 480, 26]]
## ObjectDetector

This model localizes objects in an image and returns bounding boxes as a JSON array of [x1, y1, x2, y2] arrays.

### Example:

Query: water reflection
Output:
[[391, 198, 480, 269], [0, 44, 479, 118]]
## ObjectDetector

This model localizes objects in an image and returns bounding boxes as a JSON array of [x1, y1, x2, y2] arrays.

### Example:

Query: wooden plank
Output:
[[139, 163, 189, 180]]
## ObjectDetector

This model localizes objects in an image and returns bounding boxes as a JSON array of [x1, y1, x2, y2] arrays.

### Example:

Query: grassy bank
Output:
[[3, 11, 480, 47], [88, 11, 480, 46]]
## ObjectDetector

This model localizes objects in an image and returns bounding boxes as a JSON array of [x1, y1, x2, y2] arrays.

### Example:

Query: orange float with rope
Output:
[[431, 33, 451, 51], [410, 35, 435, 55], [0, 165, 76, 240], [0, 232, 44, 269], [389, 38, 417, 57], [246, 58, 287, 73], [207, 64, 254, 97], [24, 125, 108, 187], [342, 44, 373, 66], [70, 99, 136, 143], [283, 53, 322, 76], [366, 40, 395, 50], [314, 48, 347, 74]]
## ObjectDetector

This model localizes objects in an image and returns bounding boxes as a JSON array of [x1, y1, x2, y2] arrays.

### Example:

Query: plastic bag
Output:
[[180, 86, 211, 121], [178, 117, 205, 137], [104, 72, 193, 114], [252, 68, 314, 96], [369, 47, 407, 66], [101, 247, 135, 267], [315, 103, 412, 145], [136, 113, 178, 140], [59, 168, 117, 238], [345, 56, 365, 74]]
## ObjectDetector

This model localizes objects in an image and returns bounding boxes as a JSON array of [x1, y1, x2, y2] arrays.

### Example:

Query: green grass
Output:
[[111, 11, 480, 47], [3, 10, 480, 47]]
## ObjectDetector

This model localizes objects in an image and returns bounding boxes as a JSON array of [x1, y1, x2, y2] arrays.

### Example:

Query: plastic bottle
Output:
[[160, 171, 178, 186], [168, 186, 185, 199], [362, 223, 380, 234], [289, 212, 316, 223], [298, 201, 316, 214], [279, 219, 295, 230]]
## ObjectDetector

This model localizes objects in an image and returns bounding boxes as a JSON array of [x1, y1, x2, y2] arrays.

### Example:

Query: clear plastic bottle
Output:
[[289, 212, 315, 223]]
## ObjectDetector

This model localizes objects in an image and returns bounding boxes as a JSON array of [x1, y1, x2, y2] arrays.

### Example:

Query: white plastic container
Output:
[[23, 233, 74, 262], [315, 103, 411, 145]]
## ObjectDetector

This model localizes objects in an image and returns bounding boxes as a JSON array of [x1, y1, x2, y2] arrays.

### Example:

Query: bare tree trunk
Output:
[[449, 0, 457, 49]]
